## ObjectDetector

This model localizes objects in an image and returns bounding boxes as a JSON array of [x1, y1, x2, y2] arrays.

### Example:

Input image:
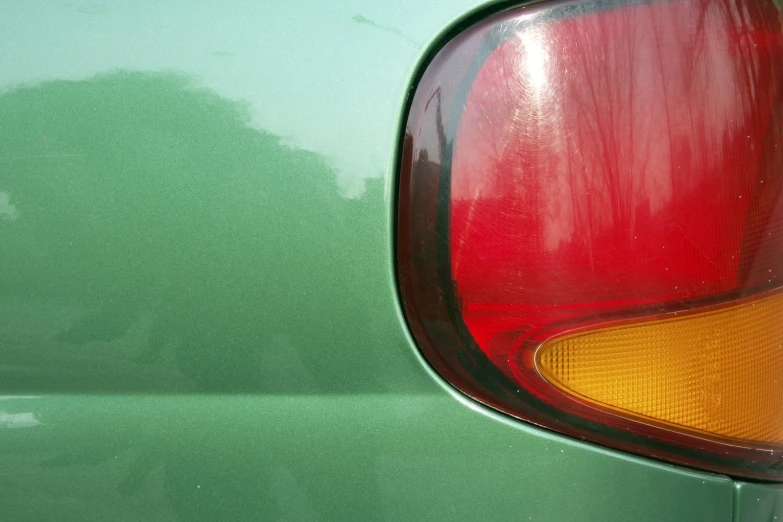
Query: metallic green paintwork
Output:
[[0, 0, 768, 519], [0, 395, 732, 520], [734, 482, 783, 521]]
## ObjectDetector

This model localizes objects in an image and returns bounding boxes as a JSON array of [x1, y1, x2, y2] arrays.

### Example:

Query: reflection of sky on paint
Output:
[[0, 191, 19, 221], [0, 0, 494, 197], [0, 411, 40, 428], [0, 396, 41, 429]]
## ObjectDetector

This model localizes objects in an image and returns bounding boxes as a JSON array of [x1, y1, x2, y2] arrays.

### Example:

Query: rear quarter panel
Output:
[[0, 1, 736, 520]]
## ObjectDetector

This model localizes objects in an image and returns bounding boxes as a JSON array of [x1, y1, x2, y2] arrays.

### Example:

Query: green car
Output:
[[2, 0, 783, 519]]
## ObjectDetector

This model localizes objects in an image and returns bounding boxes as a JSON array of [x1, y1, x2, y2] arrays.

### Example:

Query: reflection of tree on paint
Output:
[[0, 71, 396, 519], [0, 71, 397, 394]]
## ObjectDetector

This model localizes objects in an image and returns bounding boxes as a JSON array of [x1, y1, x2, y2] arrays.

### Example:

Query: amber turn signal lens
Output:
[[537, 292, 783, 444]]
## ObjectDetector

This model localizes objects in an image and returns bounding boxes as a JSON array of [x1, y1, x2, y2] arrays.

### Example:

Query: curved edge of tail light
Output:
[[398, 0, 783, 480]]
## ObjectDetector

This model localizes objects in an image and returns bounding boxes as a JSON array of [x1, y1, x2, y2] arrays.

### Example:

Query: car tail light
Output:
[[398, 0, 783, 479]]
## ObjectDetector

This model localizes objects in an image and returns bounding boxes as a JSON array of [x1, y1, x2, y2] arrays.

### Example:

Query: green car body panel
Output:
[[0, 1, 776, 520]]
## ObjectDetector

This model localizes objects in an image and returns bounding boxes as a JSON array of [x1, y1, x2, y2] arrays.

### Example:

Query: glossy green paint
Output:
[[734, 482, 783, 521], [0, 395, 731, 521], [0, 1, 749, 520]]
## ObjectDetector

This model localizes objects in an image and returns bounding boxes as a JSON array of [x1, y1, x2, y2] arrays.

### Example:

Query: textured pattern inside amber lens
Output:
[[537, 293, 783, 443]]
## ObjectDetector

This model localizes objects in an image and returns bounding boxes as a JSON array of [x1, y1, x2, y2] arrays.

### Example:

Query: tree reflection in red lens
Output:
[[450, 0, 783, 377]]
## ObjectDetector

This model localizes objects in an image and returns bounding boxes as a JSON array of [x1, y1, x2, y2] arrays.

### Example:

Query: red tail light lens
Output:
[[399, 0, 783, 479]]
